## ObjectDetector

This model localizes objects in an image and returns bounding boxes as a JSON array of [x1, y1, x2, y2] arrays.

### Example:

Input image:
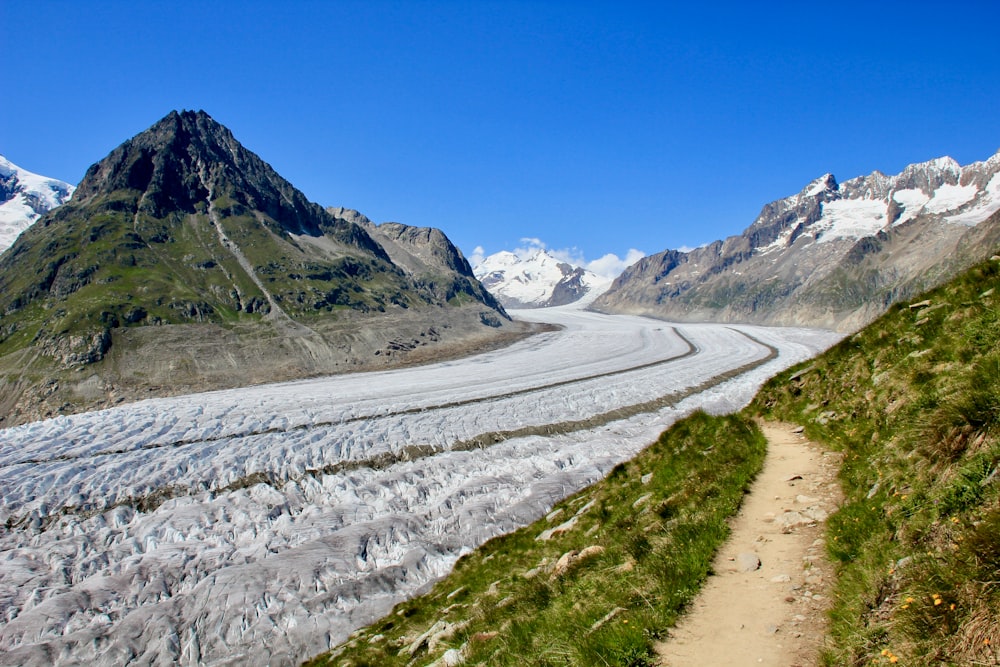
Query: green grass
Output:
[[305, 411, 766, 667], [752, 255, 1000, 666]]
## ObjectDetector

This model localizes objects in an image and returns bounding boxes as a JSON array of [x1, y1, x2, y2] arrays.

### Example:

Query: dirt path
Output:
[[655, 422, 842, 666]]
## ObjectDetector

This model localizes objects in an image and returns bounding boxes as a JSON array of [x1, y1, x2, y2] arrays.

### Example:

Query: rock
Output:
[[770, 574, 792, 583], [552, 545, 605, 577], [802, 506, 829, 522], [632, 493, 652, 508], [401, 619, 470, 657], [791, 425, 805, 434], [441, 648, 465, 666], [536, 515, 579, 541], [553, 550, 579, 577], [795, 494, 818, 504], [586, 607, 627, 635], [641, 473, 654, 484], [736, 552, 761, 572], [778, 511, 810, 532]]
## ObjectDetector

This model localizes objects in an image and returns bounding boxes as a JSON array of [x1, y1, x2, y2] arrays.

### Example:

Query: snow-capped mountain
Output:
[[0, 155, 74, 252], [593, 149, 1000, 331], [474, 249, 613, 308]]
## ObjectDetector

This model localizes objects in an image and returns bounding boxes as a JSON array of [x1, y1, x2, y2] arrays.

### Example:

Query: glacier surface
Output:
[[0, 307, 840, 666]]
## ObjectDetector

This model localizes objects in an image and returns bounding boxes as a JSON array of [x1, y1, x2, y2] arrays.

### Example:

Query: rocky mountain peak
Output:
[[70, 110, 387, 258], [593, 148, 1000, 332], [799, 173, 838, 198]]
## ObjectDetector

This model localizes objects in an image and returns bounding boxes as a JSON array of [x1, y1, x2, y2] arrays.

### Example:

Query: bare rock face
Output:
[[593, 150, 1000, 331], [334, 209, 507, 315]]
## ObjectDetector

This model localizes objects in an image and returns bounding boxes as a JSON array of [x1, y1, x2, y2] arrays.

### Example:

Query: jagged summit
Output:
[[593, 148, 1000, 331], [73, 110, 386, 257]]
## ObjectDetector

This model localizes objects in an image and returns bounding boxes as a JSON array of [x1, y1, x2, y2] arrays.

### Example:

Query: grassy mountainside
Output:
[[0, 111, 516, 425], [753, 255, 1000, 665], [304, 253, 1000, 667]]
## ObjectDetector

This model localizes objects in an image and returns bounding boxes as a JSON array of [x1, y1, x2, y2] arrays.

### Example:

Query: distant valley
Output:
[[2, 114, 999, 667]]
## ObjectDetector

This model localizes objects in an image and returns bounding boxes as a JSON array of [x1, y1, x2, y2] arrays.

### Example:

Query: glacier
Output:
[[0, 307, 840, 666]]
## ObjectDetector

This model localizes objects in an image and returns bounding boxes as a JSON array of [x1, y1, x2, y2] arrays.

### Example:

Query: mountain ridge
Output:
[[592, 149, 1000, 331]]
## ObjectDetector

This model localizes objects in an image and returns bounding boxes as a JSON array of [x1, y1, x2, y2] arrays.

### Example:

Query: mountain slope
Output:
[[0, 155, 74, 252], [0, 111, 517, 425], [474, 249, 613, 308], [329, 206, 506, 317], [593, 150, 1000, 331], [752, 254, 1000, 664]]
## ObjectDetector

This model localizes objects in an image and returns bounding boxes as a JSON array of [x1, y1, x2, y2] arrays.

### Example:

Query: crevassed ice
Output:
[[0, 307, 841, 667]]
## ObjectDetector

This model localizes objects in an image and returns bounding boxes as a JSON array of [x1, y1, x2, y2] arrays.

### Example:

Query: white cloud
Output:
[[548, 247, 586, 265], [585, 249, 646, 278], [513, 237, 547, 260], [468, 245, 486, 267]]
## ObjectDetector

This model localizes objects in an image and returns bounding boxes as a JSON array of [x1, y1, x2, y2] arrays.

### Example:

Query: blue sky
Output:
[[3, 1, 999, 274]]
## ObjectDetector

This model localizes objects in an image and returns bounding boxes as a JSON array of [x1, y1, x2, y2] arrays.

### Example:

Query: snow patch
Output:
[[814, 198, 888, 242], [925, 183, 978, 215], [0, 156, 75, 251], [946, 172, 1000, 226]]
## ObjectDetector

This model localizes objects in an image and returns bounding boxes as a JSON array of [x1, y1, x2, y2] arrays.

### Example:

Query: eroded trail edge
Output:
[[656, 422, 842, 667]]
